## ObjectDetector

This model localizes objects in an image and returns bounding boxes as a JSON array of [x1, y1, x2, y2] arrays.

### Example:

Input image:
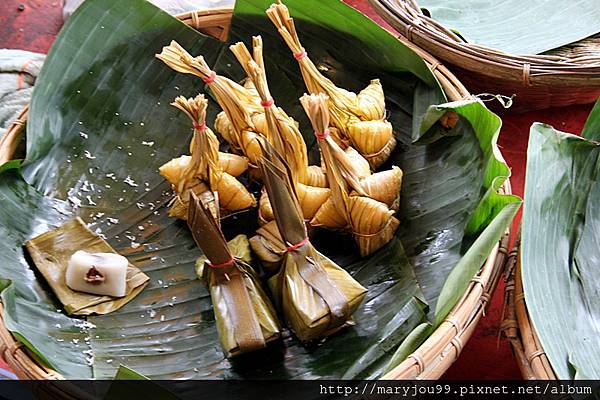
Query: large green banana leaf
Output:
[[0, 0, 518, 379], [416, 0, 600, 55], [522, 102, 600, 379]]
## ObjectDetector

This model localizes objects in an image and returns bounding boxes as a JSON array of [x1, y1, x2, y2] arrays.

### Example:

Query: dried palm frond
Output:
[[300, 93, 401, 256], [156, 41, 264, 164], [266, 2, 397, 168], [230, 37, 308, 184], [229, 36, 329, 222], [159, 94, 256, 220]]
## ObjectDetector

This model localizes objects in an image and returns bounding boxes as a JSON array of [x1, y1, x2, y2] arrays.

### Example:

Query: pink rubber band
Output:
[[286, 237, 309, 252], [208, 257, 235, 268], [193, 122, 206, 131], [202, 71, 217, 84], [293, 49, 307, 60], [261, 98, 274, 108], [315, 128, 330, 140]]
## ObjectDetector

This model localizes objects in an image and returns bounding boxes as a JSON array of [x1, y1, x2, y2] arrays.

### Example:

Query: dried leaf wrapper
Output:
[[229, 36, 330, 224], [187, 193, 280, 356], [251, 143, 366, 342], [157, 41, 265, 164]]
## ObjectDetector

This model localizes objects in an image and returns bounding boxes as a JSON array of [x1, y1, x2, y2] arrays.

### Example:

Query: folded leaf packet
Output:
[[251, 143, 367, 342], [188, 193, 280, 356], [25, 218, 149, 315]]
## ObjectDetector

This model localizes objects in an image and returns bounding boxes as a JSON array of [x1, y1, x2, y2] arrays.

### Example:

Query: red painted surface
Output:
[[0, 0, 594, 380], [0, 1, 63, 54]]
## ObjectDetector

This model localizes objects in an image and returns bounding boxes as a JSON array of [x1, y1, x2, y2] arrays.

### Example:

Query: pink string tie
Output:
[[261, 98, 274, 108], [293, 49, 307, 60], [286, 237, 309, 252], [202, 71, 217, 84], [315, 128, 330, 140], [208, 257, 235, 268]]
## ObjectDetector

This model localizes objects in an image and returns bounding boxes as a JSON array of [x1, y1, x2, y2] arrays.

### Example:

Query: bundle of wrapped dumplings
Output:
[[154, 0, 412, 354]]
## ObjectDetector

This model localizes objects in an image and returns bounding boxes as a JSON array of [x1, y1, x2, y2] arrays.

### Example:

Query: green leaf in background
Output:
[[383, 201, 521, 373], [582, 96, 600, 141], [522, 122, 600, 379], [23, 0, 223, 203], [105, 366, 183, 400], [0, 159, 21, 174], [0, 0, 518, 380], [419, 99, 520, 236], [383, 322, 431, 374], [411, 81, 448, 144], [381, 98, 520, 372], [417, 0, 600, 55], [397, 98, 519, 313], [113, 365, 149, 380], [433, 201, 520, 326]]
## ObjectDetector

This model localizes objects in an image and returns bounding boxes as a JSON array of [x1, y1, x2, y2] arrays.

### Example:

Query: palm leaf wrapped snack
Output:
[[159, 94, 256, 220], [157, 40, 315, 181], [250, 142, 367, 342], [229, 37, 329, 222], [267, 1, 396, 168], [157, 42, 264, 165], [301, 93, 401, 257], [187, 192, 280, 356], [230, 36, 327, 188]]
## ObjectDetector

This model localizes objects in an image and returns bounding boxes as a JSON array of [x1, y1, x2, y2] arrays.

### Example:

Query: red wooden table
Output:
[[0, 0, 593, 380]]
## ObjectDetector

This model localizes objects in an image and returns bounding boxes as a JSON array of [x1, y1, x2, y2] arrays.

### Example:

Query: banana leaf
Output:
[[0, 0, 518, 380], [522, 120, 600, 379], [582, 96, 600, 140], [416, 0, 600, 55], [106, 367, 182, 400], [398, 98, 520, 315]]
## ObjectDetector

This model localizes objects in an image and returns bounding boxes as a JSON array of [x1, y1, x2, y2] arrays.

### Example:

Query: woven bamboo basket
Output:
[[501, 232, 555, 379], [0, 7, 512, 383], [369, 0, 600, 112]]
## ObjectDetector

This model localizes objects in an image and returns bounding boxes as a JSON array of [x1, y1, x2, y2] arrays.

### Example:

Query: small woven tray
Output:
[[0, 6, 512, 382], [369, 0, 600, 112]]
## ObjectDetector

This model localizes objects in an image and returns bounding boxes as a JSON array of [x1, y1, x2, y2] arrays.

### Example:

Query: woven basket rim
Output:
[[501, 232, 556, 379], [0, 6, 512, 381], [369, 0, 600, 87]]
